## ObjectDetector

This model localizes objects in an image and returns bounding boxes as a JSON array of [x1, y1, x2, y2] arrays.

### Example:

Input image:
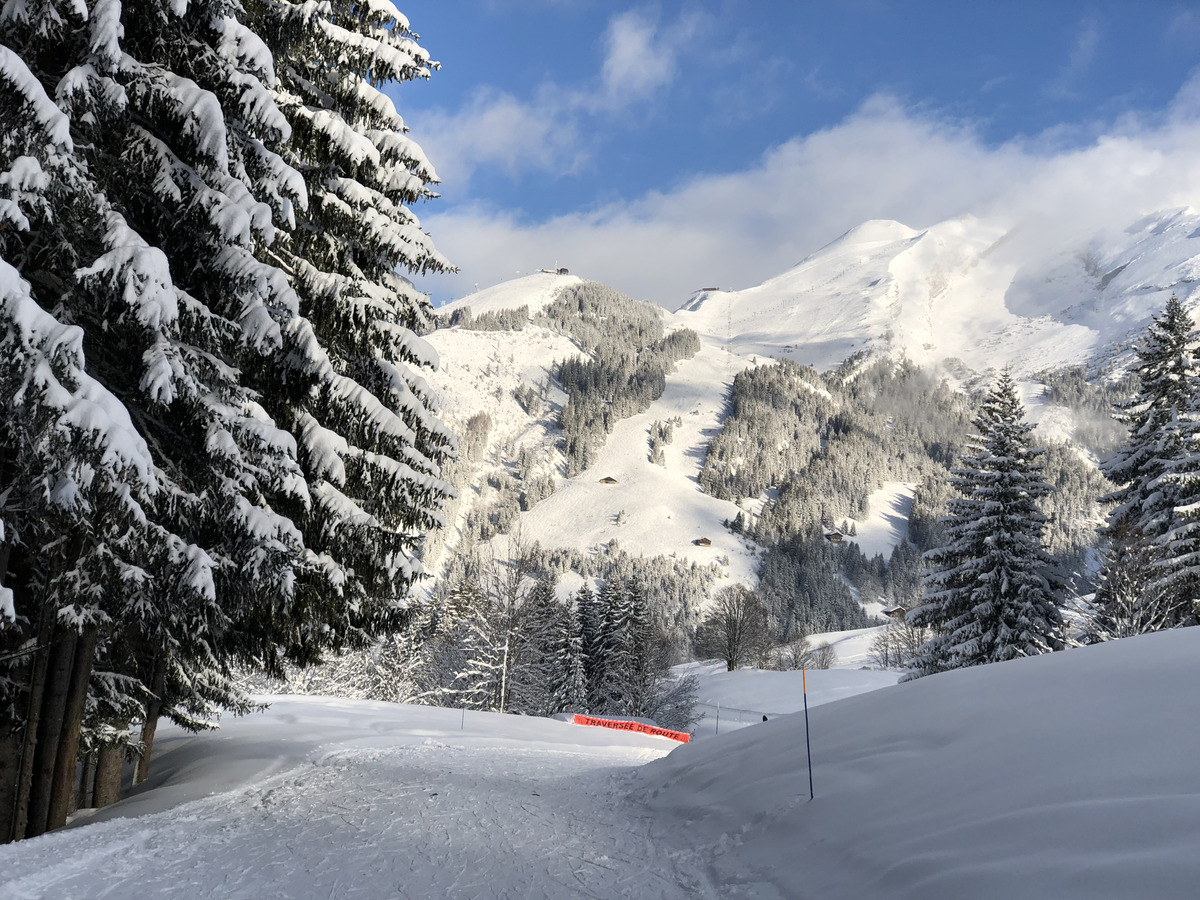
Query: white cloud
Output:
[[414, 86, 583, 185], [600, 9, 674, 101], [593, 8, 705, 109], [417, 87, 1200, 308], [1048, 15, 1102, 100], [409, 7, 703, 186]]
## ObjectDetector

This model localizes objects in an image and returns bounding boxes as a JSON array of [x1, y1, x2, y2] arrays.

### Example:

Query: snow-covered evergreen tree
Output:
[[588, 580, 631, 713], [448, 606, 511, 713], [241, 0, 456, 636], [546, 596, 589, 715], [1, 0, 454, 839], [576, 582, 605, 700], [616, 582, 659, 719], [905, 370, 1064, 678], [1096, 296, 1200, 632], [505, 576, 559, 716], [1084, 543, 1178, 641], [0, 16, 191, 838]]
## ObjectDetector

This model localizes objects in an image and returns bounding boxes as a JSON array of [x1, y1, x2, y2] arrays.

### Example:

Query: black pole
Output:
[[803, 667, 814, 799]]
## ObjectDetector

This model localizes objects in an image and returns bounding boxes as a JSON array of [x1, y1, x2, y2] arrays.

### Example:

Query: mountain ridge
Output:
[[420, 207, 1200, 602]]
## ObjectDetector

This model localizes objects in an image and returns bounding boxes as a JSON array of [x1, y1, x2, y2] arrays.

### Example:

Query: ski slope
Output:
[[2, 629, 1197, 899]]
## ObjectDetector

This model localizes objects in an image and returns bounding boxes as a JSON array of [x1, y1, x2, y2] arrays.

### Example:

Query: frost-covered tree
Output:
[[1, 0, 453, 840], [586, 580, 630, 712], [0, 20, 191, 839], [546, 596, 589, 715], [240, 0, 456, 634], [446, 606, 512, 712], [1096, 297, 1200, 632], [504, 576, 558, 716], [1084, 543, 1179, 642], [905, 370, 1064, 679]]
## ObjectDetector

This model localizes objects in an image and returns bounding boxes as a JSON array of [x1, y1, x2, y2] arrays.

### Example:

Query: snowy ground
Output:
[[642, 627, 1200, 900], [1, 701, 702, 900], [683, 658, 897, 739], [3, 629, 1198, 899]]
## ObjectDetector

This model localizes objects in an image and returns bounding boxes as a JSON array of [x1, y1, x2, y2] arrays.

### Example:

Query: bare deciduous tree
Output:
[[869, 617, 929, 669], [695, 585, 770, 671]]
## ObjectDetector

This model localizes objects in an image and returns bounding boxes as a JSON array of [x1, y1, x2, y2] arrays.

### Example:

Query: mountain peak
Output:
[[671, 208, 1200, 376], [832, 219, 923, 247], [438, 271, 582, 318]]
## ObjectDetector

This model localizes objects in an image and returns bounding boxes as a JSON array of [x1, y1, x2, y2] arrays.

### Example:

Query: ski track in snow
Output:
[[0, 742, 715, 900]]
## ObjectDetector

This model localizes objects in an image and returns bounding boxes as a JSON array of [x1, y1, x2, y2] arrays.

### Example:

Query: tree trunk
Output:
[[0, 542, 11, 596], [47, 623, 98, 830], [134, 653, 166, 785], [24, 625, 76, 838], [0, 726, 21, 844], [92, 729, 126, 809], [77, 752, 96, 812], [10, 599, 54, 842]]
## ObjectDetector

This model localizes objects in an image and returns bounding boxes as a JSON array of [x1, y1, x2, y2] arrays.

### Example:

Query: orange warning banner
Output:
[[572, 714, 690, 743]]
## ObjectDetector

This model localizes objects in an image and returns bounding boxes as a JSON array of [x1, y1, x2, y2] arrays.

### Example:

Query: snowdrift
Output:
[[639, 627, 1200, 900]]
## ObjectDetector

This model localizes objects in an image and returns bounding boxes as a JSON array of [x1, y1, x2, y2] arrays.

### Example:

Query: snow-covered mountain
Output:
[[421, 208, 1200, 591], [423, 274, 760, 588], [676, 207, 1200, 375]]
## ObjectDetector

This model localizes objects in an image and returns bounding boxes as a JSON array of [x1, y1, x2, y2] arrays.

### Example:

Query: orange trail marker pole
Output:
[[803, 667, 814, 799]]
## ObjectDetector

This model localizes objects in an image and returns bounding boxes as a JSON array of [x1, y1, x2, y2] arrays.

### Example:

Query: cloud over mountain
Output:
[[417, 74, 1200, 308]]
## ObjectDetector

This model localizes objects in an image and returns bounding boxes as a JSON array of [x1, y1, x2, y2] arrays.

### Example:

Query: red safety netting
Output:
[[572, 714, 690, 743]]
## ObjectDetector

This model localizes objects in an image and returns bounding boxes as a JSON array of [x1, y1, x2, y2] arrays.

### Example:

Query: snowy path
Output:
[[0, 720, 714, 900]]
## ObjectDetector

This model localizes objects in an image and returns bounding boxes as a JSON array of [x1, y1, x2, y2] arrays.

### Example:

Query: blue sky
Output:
[[389, 2, 1200, 307]]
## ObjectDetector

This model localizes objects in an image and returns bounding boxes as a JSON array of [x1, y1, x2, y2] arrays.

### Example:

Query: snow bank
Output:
[[641, 627, 1200, 900], [684, 660, 898, 739]]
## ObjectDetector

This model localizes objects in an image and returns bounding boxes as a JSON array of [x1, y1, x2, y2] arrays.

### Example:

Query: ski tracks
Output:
[[0, 740, 717, 900]]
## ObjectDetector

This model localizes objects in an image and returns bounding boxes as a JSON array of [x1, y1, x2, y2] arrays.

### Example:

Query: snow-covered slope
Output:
[[439, 270, 581, 318], [511, 342, 759, 583], [675, 208, 1200, 376], [423, 292, 761, 590], [642, 626, 1200, 900], [3, 631, 1195, 899]]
